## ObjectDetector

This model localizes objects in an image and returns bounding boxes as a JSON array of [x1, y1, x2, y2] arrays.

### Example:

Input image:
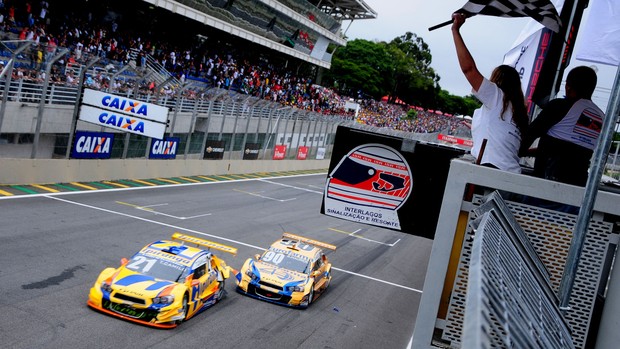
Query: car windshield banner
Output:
[[204, 140, 225, 160], [71, 131, 115, 159], [321, 126, 465, 239], [149, 137, 180, 159], [243, 142, 260, 160]]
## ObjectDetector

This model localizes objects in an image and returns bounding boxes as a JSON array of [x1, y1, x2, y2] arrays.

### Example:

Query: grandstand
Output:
[[136, 0, 376, 69]]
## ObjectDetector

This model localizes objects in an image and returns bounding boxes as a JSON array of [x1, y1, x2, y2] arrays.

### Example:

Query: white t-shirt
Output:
[[471, 78, 522, 173], [546, 98, 604, 150]]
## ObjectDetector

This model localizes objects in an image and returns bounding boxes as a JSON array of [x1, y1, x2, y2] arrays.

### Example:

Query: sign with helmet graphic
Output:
[[321, 126, 465, 239]]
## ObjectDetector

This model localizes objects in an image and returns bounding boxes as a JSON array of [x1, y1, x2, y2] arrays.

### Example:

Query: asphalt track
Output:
[[0, 173, 432, 349]]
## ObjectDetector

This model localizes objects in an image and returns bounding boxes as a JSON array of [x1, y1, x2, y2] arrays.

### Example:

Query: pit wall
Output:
[[0, 158, 330, 185]]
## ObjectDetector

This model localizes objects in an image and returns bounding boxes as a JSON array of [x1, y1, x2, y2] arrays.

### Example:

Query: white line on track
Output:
[[233, 188, 296, 202], [116, 201, 212, 220], [44, 194, 421, 294], [329, 227, 399, 247], [259, 179, 323, 194]]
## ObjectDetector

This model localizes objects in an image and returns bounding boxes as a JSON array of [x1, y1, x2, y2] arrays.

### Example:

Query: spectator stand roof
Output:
[[310, 0, 377, 21], [142, 0, 377, 69]]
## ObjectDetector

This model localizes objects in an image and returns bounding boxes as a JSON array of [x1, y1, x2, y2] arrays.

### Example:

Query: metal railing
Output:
[[462, 191, 575, 349]]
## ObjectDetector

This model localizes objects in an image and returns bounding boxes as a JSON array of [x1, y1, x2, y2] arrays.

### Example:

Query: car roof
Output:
[[139, 240, 210, 267], [269, 238, 321, 260]]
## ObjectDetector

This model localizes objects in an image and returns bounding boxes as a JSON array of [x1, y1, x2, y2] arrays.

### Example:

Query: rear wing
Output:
[[172, 232, 237, 256], [282, 232, 337, 251]]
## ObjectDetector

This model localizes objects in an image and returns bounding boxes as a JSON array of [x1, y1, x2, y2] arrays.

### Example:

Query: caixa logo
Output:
[[98, 112, 145, 133], [101, 95, 148, 116], [71, 131, 115, 159], [150, 137, 179, 159]]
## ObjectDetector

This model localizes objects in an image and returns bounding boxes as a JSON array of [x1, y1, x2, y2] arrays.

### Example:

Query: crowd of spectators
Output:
[[356, 99, 465, 134], [0, 0, 469, 136]]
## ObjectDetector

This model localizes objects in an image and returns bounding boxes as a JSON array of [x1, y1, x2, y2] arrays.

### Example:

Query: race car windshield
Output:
[[125, 255, 186, 282], [261, 250, 310, 274]]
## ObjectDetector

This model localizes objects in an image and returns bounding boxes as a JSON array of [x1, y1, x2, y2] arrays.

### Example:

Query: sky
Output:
[[343, 0, 617, 112]]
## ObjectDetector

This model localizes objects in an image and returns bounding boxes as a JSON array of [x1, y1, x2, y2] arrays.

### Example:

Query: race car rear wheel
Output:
[[217, 279, 226, 300]]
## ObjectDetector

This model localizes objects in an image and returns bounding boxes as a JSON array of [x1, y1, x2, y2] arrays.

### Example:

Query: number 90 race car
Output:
[[87, 233, 237, 328], [236, 233, 336, 308]]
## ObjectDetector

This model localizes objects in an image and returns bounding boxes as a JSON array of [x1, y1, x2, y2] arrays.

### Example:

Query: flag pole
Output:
[[429, 19, 454, 31], [550, 0, 598, 313], [547, 0, 580, 101]]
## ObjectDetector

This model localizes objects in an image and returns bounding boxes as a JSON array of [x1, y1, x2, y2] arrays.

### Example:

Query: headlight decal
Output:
[[283, 280, 306, 295]]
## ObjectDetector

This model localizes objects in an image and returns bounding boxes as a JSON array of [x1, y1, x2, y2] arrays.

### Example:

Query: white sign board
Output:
[[82, 89, 169, 123], [79, 105, 167, 139]]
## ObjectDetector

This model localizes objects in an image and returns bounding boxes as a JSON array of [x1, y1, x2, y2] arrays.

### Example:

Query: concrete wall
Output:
[[0, 158, 330, 184]]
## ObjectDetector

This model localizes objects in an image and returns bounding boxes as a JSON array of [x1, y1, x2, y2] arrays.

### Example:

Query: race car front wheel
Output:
[[181, 294, 190, 322]]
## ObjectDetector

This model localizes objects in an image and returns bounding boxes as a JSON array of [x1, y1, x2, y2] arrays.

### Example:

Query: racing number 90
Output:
[[262, 251, 284, 264]]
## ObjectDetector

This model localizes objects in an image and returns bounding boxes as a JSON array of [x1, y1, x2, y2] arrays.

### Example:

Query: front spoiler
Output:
[[86, 300, 177, 329], [235, 286, 309, 309]]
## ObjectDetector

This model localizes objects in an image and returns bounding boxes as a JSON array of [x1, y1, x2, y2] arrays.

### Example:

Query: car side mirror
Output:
[[185, 275, 193, 284], [254, 254, 261, 260], [120, 258, 129, 265], [311, 270, 320, 278]]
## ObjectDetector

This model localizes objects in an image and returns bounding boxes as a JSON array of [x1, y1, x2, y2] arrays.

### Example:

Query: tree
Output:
[[386, 32, 440, 106], [325, 32, 481, 117], [324, 39, 392, 99]]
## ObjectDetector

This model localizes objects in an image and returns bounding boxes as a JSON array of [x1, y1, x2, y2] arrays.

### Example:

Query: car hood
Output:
[[110, 268, 179, 299], [251, 260, 307, 287]]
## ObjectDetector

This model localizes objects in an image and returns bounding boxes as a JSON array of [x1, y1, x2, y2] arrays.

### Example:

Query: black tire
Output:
[[323, 273, 331, 290], [182, 294, 190, 321], [307, 287, 314, 306], [217, 279, 226, 300]]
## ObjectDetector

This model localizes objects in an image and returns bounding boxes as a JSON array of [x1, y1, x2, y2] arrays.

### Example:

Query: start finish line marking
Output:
[[115, 201, 212, 220], [329, 227, 401, 247]]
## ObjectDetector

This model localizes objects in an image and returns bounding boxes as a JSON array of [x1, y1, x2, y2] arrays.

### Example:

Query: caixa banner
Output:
[[321, 125, 465, 239], [149, 137, 180, 159], [71, 131, 115, 159]]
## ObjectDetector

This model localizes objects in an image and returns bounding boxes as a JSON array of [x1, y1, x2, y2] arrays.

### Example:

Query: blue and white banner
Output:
[[82, 89, 169, 123], [79, 105, 167, 139], [149, 137, 180, 159], [71, 131, 115, 159]]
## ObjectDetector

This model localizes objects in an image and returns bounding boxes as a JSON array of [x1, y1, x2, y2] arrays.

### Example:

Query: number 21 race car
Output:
[[236, 233, 336, 308], [87, 233, 237, 328]]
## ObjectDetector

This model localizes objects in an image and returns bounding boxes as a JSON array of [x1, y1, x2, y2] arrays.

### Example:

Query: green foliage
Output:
[[324, 32, 481, 117], [405, 109, 418, 119], [324, 39, 393, 99]]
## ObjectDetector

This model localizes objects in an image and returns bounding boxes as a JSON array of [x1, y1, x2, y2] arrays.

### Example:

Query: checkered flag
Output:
[[461, 0, 561, 32], [429, 0, 561, 32]]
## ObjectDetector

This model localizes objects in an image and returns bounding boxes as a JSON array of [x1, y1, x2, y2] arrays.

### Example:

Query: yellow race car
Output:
[[87, 233, 237, 328], [236, 233, 336, 308]]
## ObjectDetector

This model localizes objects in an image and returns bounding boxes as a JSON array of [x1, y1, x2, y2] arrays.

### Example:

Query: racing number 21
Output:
[[127, 256, 156, 273]]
